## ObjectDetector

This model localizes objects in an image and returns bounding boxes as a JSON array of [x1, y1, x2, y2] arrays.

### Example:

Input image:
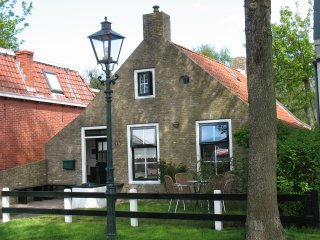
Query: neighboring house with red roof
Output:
[[0, 48, 95, 190], [45, 7, 308, 192]]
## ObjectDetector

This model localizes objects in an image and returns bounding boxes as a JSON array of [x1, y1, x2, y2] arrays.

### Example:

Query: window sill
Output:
[[129, 180, 161, 185], [135, 95, 155, 100]]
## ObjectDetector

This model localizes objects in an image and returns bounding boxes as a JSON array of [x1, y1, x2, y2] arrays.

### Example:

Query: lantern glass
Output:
[[90, 37, 123, 64], [88, 18, 124, 65]]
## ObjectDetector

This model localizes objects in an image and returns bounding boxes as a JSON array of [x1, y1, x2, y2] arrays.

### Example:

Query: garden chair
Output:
[[206, 174, 234, 213], [164, 175, 186, 213], [207, 174, 225, 191], [223, 171, 235, 182], [175, 172, 194, 192], [221, 178, 234, 212]]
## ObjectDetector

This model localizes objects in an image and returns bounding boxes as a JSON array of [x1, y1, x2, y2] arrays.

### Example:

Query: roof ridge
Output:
[[0, 48, 14, 56], [33, 57, 79, 72], [172, 42, 240, 72], [0, 50, 79, 72]]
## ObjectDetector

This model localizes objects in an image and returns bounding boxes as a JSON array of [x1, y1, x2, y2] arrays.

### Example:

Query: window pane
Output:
[[216, 144, 229, 161], [134, 164, 146, 179], [144, 128, 155, 145], [137, 71, 153, 96], [131, 128, 155, 145], [201, 125, 214, 142], [132, 129, 144, 145], [45, 72, 62, 92], [133, 148, 145, 162], [216, 161, 230, 174], [98, 141, 107, 151], [201, 144, 215, 161], [147, 163, 158, 178], [146, 148, 157, 162], [133, 147, 157, 180], [201, 143, 229, 162], [140, 77, 149, 95], [85, 129, 107, 137], [133, 148, 156, 163], [215, 124, 228, 141], [201, 123, 228, 142]]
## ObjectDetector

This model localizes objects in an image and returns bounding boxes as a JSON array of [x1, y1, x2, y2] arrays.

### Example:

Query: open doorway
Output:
[[81, 126, 107, 184]]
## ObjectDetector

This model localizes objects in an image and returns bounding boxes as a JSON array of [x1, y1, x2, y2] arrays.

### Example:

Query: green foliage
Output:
[[84, 68, 103, 90], [277, 126, 320, 193], [272, 1, 316, 126], [233, 124, 249, 149], [234, 123, 320, 195], [197, 159, 216, 180], [0, 0, 33, 50], [159, 160, 187, 183], [197, 159, 231, 180], [193, 44, 232, 65]]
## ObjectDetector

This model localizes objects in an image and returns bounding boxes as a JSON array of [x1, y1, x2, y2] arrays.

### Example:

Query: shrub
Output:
[[159, 160, 187, 183], [234, 122, 320, 194]]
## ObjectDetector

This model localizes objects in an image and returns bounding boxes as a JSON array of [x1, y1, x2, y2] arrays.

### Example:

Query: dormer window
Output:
[[134, 68, 155, 99], [44, 71, 63, 94]]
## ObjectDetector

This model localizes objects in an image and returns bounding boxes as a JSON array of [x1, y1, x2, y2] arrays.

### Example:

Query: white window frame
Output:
[[134, 68, 155, 99], [127, 123, 160, 184], [44, 71, 63, 94], [81, 126, 107, 183], [195, 119, 233, 173]]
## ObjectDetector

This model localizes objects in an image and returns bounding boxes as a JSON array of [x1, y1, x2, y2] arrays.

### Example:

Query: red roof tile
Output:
[[0, 49, 94, 105], [175, 44, 310, 129]]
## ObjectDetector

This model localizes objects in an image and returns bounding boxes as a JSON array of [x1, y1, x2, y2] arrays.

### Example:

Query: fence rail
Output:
[[1, 189, 319, 227]]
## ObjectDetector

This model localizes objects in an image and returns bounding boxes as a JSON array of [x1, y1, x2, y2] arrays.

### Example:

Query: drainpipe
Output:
[[314, 0, 320, 126]]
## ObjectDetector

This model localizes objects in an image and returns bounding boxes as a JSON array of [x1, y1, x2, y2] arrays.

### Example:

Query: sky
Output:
[[17, 0, 310, 75]]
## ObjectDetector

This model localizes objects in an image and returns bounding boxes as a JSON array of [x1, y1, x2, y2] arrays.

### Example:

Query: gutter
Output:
[[0, 91, 87, 108]]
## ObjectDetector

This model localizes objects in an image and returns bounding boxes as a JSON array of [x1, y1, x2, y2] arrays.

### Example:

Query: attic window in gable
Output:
[[225, 67, 240, 81], [134, 68, 155, 99], [44, 71, 63, 94]]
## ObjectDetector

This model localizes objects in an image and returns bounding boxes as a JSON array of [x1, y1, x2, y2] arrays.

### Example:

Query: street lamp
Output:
[[88, 17, 124, 239]]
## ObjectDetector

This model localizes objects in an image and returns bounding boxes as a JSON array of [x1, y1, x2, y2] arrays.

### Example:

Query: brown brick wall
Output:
[[46, 93, 105, 186], [0, 160, 47, 204], [45, 39, 249, 192], [0, 97, 83, 170], [111, 40, 249, 192]]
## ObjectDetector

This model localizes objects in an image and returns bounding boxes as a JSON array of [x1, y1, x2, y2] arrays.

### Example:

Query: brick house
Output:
[[0, 48, 95, 190], [45, 7, 308, 192]]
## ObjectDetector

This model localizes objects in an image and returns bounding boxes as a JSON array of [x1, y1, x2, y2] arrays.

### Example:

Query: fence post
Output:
[[129, 188, 138, 227], [64, 188, 72, 223], [214, 189, 223, 230], [311, 190, 320, 228], [2, 187, 10, 223]]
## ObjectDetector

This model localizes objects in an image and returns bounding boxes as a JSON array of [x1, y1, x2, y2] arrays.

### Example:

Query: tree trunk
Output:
[[244, 1, 286, 239], [303, 78, 314, 127]]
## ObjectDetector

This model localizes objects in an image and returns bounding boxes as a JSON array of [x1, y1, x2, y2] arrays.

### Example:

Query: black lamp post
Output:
[[88, 17, 124, 239]]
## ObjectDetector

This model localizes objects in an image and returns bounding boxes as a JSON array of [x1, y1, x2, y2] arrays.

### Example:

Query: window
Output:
[[134, 69, 155, 99], [196, 120, 233, 175], [44, 71, 63, 94], [127, 124, 160, 184], [96, 139, 107, 166]]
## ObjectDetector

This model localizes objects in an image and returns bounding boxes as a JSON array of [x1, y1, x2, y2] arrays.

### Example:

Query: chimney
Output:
[[143, 5, 171, 41], [15, 50, 34, 87]]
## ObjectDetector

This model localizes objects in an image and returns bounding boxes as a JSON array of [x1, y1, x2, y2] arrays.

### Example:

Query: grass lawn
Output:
[[0, 200, 319, 239]]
